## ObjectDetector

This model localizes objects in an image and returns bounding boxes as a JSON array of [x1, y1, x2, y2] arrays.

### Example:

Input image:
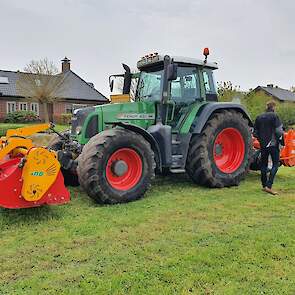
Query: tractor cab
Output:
[[136, 52, 218, 104], [134, 52, 218, 130]]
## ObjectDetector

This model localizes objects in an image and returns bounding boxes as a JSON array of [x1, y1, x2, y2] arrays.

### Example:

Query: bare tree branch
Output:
[[16, 58, 68, 122]]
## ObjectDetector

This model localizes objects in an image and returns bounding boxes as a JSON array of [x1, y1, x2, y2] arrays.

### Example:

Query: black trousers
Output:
[[260, 146, 280, 189]]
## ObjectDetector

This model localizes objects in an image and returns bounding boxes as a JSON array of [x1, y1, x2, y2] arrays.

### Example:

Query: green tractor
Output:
[[50, 49, 252, 204]]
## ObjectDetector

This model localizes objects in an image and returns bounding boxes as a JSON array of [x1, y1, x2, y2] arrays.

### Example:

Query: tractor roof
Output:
[[137, 54, 218, 70]]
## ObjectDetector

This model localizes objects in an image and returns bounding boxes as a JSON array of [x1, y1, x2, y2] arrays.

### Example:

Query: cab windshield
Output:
[[136, 68, 163, 101]]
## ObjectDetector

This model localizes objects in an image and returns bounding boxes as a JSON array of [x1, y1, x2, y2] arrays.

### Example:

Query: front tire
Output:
[[186, 110, 252, 187], [77, 128, 155, 204]]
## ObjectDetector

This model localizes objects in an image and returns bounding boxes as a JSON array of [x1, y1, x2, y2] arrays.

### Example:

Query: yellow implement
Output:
[[110, 94, 131, 103], [0, 123, 70, 209], [0, 123, 52, 159], [21, 147, 61, 201], [5, 123, 52, 138]]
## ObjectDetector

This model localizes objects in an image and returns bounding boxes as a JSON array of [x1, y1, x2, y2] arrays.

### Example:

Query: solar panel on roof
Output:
[[0, 77, 9, 84]]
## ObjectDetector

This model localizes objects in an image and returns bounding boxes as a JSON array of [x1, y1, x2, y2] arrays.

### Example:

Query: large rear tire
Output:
[[186, 110, 252, 187], [77, 128, 155, 204]]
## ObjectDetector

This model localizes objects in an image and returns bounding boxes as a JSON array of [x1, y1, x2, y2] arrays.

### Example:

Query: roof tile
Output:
[[0, 70, 107, 102], [258, 86, 295, 102]]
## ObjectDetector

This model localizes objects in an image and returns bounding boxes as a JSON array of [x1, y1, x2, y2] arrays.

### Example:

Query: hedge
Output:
[[4, 111, 40, 123], [242, 92, 295, 128], [53, 113, 72, 125]]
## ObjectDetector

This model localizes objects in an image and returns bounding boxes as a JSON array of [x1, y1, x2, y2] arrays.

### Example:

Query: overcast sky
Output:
[[1, 0, 294, 96]]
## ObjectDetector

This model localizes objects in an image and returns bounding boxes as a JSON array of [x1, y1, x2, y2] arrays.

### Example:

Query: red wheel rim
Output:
[[106, 148, 143, 190], [213, 128, 245, 173]]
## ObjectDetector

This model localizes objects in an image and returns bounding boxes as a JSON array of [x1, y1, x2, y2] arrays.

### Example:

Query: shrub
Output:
[[53, 113, 72, 125], [241, 91, 270, 120], [242, 92, 295, 128], [4, 111, 40, 123], [217, 81, 244, 102], [276, 103, 295, 128]]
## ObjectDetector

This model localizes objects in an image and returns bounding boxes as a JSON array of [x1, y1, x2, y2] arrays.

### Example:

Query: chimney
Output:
[[61, 57, 71, 73], [267, 84, 274, 88]]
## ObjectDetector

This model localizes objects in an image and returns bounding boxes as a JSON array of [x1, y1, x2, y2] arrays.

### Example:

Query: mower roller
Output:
[[0, 124, 70, 209]]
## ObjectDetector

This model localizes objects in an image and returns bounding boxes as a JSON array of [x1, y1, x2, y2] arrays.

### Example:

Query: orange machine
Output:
[[252, 129, 295, 168]]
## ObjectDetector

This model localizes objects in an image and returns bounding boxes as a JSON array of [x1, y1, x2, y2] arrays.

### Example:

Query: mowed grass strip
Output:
[[0, 168, 294, 294], [0, 123, 68, 137]]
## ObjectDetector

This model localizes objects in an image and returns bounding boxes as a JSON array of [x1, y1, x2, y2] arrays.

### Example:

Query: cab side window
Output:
[[170, 66, 201, 104], [203, 71, 211, 93], [202, 69, 218, 101]]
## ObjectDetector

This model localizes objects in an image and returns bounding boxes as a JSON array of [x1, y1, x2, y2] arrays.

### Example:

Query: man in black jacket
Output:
[[254, 101, 284, 195]]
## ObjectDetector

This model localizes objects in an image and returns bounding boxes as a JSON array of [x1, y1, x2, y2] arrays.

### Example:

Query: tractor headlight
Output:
[[76, 126, 82, 135]]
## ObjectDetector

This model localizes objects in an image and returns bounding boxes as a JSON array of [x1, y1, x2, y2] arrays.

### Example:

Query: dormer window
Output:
[[0, 77, 9, 84]]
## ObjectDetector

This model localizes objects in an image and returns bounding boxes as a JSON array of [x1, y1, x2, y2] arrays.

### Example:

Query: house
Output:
[[0, 57, 108, 122], [252, 84, 295, 103]]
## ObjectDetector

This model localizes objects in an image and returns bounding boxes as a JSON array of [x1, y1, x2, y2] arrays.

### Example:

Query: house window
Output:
[[30, 102, 39, 115], [65, 104, 73, 114], [19, 102, 28, 111], [72, 104, 87, 111], [7, 101, 16, 113], [65, 104, 88, 114]]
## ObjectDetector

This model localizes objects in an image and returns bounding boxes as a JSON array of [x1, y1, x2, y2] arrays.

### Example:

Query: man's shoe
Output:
[[263, 187, 278, 195]]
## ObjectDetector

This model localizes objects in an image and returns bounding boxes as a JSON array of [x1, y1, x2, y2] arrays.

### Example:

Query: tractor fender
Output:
[[111, 122, 162, 170], [190, 102, 253, 134]]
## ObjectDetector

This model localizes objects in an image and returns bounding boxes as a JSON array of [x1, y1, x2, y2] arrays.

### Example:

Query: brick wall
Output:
[[53, 102, 66, 116], [0, 98, 25, 121], [0, 98, 44, 122], [0, 100, 6, 120], [52, 100, 101, 123]]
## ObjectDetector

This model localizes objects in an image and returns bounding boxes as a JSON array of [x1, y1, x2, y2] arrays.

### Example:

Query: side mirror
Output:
[[122, 63, 131, 95], [109, 78, 114, 92], [167, 64, 177, 81]]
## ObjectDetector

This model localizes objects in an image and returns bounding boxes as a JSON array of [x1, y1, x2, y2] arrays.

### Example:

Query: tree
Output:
[[217, 81, 244, 102], [16, 58, 67, 122]]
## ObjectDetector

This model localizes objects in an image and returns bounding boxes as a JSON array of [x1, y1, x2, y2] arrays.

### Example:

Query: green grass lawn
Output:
[[0, 123, 68, 136], [0, 168, 294, 294]]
